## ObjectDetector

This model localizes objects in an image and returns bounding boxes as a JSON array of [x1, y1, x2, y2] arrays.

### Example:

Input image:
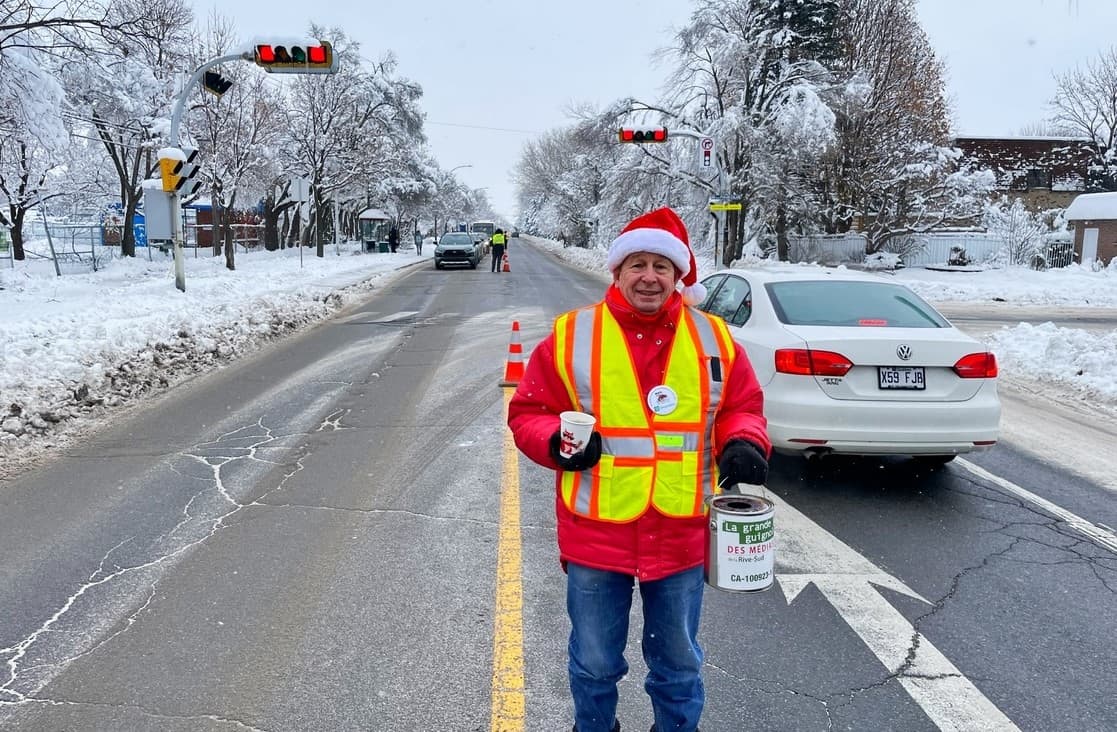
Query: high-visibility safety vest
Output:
[[553, 302, 737, 522], [492, 232, 506, 245]]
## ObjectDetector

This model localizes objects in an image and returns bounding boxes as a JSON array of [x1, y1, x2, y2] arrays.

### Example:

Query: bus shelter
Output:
[[359, 208, 392, 252]]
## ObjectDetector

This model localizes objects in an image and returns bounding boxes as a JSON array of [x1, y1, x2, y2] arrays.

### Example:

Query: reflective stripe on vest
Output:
[[553, 302, 736, 521]]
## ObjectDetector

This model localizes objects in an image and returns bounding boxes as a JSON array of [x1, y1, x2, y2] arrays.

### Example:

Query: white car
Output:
[[696, 268, 1000, 465]]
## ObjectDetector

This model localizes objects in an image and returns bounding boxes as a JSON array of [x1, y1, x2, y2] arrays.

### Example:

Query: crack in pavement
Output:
[[0, 418, 319, 710]]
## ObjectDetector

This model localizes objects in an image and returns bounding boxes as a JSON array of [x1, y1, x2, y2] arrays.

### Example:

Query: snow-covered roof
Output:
[[1064, 192, 1117, 221], [358, 208, 391, 220]]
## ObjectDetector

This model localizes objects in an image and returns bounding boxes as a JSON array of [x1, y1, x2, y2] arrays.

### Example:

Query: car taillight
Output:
[[953, 352, 998, 378], [774, 349, 853, 376]]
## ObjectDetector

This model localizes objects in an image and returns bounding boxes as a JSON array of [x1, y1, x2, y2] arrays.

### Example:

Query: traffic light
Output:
[[157, 148, 201, 195], [159, 154, 180, 193], [618, 127, 668, 143], [202, 70, 233, 96], [253, 40, 337, 74]]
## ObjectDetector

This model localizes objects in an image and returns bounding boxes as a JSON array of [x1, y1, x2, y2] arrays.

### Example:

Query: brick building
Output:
[[953, 136, 1097, 210], [1063, 192, 1117, 266]]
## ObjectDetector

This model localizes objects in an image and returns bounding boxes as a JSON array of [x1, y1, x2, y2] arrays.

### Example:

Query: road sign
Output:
[[709, 201, 741, 212], [700, 136, 714, 168], [291, 177, 310, 203]]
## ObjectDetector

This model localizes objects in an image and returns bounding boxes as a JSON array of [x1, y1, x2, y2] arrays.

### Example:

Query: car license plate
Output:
[[878, 366, 925, 390]]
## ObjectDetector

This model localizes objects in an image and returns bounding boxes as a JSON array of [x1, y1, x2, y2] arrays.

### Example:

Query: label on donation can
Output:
[[705, 495, 775, 593]]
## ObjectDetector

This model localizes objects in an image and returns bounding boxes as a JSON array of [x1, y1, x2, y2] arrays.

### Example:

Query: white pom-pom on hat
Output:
[[607, 207, 706, 305]]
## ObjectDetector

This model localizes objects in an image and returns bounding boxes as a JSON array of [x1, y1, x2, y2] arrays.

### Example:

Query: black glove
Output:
[[549, 430, 602, 472], [717, 439, 768, 490]]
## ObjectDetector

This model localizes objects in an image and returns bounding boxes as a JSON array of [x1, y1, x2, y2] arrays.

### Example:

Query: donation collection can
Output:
[[704, 494, 775, 593]]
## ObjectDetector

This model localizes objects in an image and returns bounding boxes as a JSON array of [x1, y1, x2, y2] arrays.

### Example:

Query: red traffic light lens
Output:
[[256, 45, 275, 63], [653, 128, 666, 141], [620, 129, 634, 142], [308, 46, 327, 63]]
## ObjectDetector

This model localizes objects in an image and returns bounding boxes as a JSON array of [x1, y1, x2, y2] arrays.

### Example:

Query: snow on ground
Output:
[[1, 236, 1116, 478]]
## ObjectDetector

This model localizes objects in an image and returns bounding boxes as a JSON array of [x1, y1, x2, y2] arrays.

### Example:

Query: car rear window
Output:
[[765, 280, 950, 328]]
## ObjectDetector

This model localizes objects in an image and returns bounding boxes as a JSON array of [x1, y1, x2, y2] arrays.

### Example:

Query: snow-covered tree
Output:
[[0, 45, 68, 258], [61, 0, 193, 256], [187, 14, 284, 269], [279, 27, 425, 256], [1050, 46, 1117, 191], [656, 0, 839, 263], [818, 0, 963, 252], [0, 0, 146, 257], [984, 196, 1053, 267]]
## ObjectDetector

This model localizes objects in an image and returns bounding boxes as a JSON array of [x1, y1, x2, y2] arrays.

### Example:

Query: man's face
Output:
[[614, 252, 678, 314]]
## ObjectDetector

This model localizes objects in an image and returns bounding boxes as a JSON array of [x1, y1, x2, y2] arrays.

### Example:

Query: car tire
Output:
[[470, 261, 477, 269], [435, 261, 442, 270]]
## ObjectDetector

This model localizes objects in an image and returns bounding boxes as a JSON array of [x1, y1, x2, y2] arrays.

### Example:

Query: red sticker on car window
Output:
[[858, 318, 887, 326]]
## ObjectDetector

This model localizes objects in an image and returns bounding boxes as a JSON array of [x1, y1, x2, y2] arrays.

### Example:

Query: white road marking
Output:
[[956, 458, 1117, 554], [770, 493, 1020, 731]]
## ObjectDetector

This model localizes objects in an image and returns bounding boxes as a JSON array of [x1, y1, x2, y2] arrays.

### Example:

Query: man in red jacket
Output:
[[507, 207, 770, 732]]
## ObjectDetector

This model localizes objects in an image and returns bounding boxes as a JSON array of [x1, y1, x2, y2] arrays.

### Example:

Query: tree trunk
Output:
[[224, 193, 238, 270], [724, 209, 743, 266], [120, 191, 139, 257], [224, 223, 235, 270], [9, 208, 26, 260], [315, 192, 326, 258], [211, 198, 222, 258]]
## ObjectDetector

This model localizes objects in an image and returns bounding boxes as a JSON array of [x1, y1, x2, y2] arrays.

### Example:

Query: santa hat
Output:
[[606, 207, 707, 305]]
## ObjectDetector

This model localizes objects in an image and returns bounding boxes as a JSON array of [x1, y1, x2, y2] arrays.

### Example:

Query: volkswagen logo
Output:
[[896, 344, 913, 361]]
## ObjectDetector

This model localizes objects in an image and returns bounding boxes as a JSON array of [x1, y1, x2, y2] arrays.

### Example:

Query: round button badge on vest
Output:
[[647, 385, 678, 415]]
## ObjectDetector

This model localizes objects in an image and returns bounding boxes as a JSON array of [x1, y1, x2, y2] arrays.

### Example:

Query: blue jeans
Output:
[[567, 564, 705, 732]]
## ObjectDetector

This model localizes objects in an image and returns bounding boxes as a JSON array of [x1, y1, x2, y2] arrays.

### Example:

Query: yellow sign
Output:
[[709, 202, 742, 212]]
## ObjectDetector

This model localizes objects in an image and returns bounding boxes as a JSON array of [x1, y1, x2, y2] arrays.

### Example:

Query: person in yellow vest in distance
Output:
[[507, 207, 770, 732], [491, 227, 507, 272]]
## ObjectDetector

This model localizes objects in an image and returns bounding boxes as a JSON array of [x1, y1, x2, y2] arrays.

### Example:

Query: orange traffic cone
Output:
[[500, 320, 524, 386], [502, 252, 510, 272]]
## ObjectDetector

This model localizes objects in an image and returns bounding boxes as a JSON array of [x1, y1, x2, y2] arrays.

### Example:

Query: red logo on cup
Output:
[[561, 427, 584, 455]]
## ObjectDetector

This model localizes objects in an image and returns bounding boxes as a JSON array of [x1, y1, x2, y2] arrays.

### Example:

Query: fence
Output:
[[788, 231, 1074, 269], [20, 221, 120, 272], [188, 221, 264, 251]]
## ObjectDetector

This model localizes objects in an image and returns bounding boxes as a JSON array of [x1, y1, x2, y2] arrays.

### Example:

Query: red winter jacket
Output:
[[507, 286, 769, 582]]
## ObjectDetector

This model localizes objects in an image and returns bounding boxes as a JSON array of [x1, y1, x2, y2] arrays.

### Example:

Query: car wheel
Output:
[[470, 260, 477, 269], [435, 261, 442, 270]]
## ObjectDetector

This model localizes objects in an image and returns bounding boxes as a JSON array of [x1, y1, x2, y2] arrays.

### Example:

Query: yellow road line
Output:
[[490, 389, 525, 731]]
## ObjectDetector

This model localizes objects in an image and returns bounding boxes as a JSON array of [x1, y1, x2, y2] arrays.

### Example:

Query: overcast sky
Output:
[[206, 1, 1117, 220]]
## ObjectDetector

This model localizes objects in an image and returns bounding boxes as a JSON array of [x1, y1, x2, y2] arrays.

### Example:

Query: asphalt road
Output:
[[1, 241, 1114, 731]]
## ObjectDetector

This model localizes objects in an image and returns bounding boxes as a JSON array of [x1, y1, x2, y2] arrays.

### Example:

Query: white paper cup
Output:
[[559, 411, 597, 458]]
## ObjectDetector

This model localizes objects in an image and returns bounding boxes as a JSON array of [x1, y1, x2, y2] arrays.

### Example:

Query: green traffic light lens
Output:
[[292, 47, 306, 63]]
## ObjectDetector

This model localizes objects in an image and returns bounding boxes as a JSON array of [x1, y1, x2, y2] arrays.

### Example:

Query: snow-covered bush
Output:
[[983, 197, 1049, 267], [864, 251, 903, 270]]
